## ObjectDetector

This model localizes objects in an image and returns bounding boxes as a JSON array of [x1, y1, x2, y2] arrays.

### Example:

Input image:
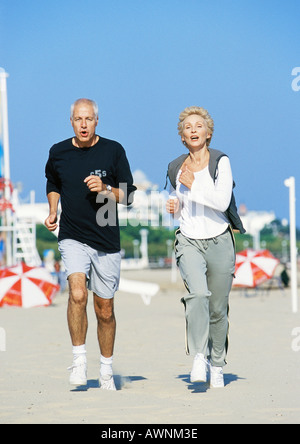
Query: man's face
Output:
[[71, 102, 98, 147]]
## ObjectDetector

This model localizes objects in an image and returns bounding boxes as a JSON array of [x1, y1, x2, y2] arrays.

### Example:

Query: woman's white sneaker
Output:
[[190, 353, 208, 383], [210, 365, 225, 388]]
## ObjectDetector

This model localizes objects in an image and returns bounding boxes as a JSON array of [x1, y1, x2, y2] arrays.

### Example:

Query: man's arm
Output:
[[45, 191, 60, 232]]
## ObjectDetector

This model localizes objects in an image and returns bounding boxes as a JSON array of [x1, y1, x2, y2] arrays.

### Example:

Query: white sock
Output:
[[100, 355, 113, 377], [72, 344, 86, 361]]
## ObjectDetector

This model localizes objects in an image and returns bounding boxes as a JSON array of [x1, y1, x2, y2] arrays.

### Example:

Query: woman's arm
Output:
[[182, 156, 233, 212]]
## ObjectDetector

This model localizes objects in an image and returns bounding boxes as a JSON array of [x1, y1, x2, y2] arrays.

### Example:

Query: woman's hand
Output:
[[166, 198, 180, 214], [179, 165, 195, 189]]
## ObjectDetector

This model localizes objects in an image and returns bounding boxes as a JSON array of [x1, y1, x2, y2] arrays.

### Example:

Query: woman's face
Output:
[[181, 114, 211, 149]]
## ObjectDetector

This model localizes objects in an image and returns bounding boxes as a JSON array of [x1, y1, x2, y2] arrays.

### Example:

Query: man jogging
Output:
[[45, 98, 136, 390]]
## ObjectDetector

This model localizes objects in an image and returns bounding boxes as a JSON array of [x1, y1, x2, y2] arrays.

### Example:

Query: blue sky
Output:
[[0, 0, 299, 223]]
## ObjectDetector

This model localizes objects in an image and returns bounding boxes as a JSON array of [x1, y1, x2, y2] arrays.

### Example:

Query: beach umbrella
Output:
[[0, 263, 60, 308], [233, 249, 280, 288]]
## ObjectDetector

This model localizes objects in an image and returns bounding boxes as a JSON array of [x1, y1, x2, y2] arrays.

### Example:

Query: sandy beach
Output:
[[0, 268, 300, 425]]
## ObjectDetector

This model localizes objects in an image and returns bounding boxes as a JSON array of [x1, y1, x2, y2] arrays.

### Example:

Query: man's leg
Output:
[[93, 295, 116, 358], [58, 240, 91, 386], [67, 273, 88, 386], [94, 294, 117, 390], [88, 248, 121, 390], [68, 273, 88, 346]]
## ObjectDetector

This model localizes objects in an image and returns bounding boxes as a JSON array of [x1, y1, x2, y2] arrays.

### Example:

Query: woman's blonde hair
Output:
[[177, 106, 214, 146]]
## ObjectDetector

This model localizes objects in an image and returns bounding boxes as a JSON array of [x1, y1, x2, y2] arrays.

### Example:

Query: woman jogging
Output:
[[166, 106, 244, 388]]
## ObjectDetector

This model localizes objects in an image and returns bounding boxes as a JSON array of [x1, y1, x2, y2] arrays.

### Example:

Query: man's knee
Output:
[[69, 287, 88, 306], [68, 273, 88, 305], [94, 296, 115, 323]]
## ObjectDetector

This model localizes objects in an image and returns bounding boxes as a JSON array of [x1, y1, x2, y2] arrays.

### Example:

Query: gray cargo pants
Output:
[[175, 227, 236, 367]]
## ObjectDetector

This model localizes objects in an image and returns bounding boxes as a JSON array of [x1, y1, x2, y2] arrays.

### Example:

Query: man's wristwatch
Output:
[[106, 184, 112, 192]]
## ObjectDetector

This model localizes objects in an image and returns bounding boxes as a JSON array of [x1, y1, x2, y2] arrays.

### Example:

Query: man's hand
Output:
[[84, 175, 106, 193], [45, 212, 58, 232], [84, 175, 125, 203]]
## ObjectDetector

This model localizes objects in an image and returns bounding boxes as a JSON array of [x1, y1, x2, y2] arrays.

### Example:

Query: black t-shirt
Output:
[[45, 136, 136, 253]]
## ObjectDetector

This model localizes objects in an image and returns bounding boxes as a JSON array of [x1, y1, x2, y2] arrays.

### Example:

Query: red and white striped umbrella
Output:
[[233, 249, 280, 288], [0, 263, 60, 308]]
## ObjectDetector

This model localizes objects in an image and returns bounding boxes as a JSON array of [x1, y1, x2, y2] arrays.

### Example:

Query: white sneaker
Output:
[[68, 355, 87, 386], [100, 374, 116, 391], [190, 353, 208, 383], [210, 365, 225, 388]]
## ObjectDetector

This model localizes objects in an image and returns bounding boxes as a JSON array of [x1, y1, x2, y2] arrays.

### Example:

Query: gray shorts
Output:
[[58, 239, 121, 299]]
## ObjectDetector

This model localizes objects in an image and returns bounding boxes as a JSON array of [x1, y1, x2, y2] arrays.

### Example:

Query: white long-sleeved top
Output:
[[170, 156, 233, 240]]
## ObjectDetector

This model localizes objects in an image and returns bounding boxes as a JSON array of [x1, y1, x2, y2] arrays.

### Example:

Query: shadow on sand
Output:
[[70, 375, 147, 392], [177, 373, 245, 393]]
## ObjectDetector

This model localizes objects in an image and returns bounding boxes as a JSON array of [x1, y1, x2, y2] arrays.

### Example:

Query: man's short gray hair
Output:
[[70, 98, 99, 120]]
